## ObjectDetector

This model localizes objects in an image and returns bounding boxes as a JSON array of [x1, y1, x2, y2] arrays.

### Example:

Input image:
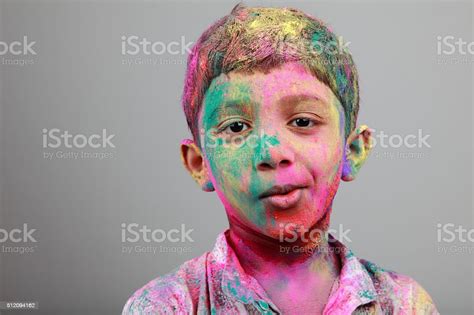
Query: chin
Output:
[[259, 217, 318, 241]]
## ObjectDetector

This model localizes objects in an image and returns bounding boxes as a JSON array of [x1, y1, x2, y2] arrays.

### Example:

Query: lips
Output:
[[259, 184, 307, 209]]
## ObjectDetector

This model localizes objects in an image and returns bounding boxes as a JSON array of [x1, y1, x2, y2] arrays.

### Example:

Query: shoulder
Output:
[[122, 253, 209, 315], [359, 258, 439, 314]]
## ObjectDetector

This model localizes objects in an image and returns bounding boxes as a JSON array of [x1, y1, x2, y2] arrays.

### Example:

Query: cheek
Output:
[[318, 145, 344, 209], [206, 149, 249, 217], [304, 138, 343, 176], [325, 142, 344, 181], [299, 133, 344, 209], [204, 142, 254, 197]]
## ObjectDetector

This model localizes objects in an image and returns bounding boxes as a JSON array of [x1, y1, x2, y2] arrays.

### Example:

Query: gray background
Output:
[[0, 0, 472, 314]]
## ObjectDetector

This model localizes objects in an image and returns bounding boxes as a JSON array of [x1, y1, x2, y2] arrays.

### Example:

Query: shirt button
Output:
[[256, 300, 270, 311]]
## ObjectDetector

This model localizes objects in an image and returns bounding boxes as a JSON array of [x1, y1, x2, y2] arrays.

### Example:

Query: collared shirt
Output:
[[123, 230, 439, 314]]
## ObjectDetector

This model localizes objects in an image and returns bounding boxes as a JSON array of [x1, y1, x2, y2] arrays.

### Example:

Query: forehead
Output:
[[205, 61, 337, 107], [200, 61, 341, 126]]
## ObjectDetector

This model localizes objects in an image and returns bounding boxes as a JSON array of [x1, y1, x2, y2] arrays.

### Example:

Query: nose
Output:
[[255, 144, 294, 171]]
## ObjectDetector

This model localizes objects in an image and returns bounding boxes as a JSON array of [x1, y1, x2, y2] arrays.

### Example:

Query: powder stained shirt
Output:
[[123, 230, 439, 314]]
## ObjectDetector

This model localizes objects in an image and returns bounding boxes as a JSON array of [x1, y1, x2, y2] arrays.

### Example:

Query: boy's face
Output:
[[197, 61, 347, 239], [182, 61, 372, 240]]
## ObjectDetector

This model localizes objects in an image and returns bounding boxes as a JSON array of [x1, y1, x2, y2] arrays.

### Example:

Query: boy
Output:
[[123, 4, 438, 314]]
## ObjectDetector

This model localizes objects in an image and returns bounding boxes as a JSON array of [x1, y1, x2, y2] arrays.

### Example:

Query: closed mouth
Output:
[[258, 184, 307, 199]]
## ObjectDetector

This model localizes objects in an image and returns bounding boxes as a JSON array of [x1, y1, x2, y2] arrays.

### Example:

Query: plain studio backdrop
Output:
[[0, 1, 472, 314]]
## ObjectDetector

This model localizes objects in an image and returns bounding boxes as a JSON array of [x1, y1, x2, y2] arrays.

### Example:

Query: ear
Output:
[[341, 125, 373, 182], [180, 139, 215, 192]]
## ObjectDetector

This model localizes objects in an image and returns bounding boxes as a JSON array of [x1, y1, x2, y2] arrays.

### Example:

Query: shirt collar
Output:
[[323, 234, 378, 314], [210, 230, 377, 313], [212, 230, 278, 311]]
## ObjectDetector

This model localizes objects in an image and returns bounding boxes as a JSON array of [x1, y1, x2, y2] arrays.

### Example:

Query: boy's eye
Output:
[[223, 121, 250, 134], [289, 117, 316, 128]]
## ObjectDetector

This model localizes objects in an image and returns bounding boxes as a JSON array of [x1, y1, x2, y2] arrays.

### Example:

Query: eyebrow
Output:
[[277, 93, 327, 107], [207, 100, 252, 123], [206, 93, 327, 123]]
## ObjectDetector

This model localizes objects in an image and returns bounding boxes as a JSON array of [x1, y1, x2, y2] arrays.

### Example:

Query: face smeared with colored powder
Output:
[[199, 61, 346, 240]]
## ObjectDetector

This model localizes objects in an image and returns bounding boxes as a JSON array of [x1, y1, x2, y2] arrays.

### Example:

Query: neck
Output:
[[227, 213, 338, 277], [226, 213, 341, 313]]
